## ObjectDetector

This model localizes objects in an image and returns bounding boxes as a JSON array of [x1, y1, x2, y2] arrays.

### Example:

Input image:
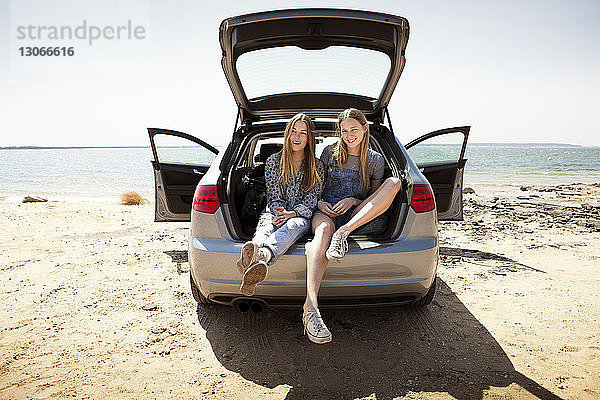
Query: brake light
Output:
[[192, 184, 219, 214], [410, 184, 436, 213]]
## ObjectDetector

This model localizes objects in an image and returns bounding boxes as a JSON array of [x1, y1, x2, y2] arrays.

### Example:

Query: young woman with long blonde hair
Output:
[[302, 108, 403, 344], [237, 113, 324, 296]]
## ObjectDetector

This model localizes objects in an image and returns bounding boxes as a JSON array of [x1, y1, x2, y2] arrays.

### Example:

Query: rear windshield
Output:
[[236, 46, 391, 100]]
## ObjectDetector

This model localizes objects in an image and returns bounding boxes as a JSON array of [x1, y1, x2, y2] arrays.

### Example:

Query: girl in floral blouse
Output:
[[237, 113, 324, 296]]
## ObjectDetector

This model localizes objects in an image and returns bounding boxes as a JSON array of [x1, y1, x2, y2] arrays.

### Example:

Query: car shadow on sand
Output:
[[195, 278, 561, 400], [440, 246, 546, 272]]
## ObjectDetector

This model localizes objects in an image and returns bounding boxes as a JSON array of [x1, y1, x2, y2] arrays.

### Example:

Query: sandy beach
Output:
[[0, 183, 599, 399]]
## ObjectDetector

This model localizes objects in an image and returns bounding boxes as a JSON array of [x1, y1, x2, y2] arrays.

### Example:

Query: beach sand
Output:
[[0, 184, 599, 399]]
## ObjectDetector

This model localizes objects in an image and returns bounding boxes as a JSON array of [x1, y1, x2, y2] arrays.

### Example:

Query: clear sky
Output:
[[1, 0, 599, 147]]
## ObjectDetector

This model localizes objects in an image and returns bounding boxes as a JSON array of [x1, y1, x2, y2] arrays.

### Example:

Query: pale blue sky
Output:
[[1, 0, 599, 146]]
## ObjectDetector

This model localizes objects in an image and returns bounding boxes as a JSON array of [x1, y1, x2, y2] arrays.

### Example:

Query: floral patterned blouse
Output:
[[264, 152, 325, 219]]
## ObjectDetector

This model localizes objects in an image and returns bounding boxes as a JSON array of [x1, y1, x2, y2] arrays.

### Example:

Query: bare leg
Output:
[[303, 213, 335, 312], [340, 177, 403, 234]]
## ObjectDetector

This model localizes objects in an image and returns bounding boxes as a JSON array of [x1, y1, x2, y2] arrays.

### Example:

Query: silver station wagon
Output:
[[148, 9, 470, 310]]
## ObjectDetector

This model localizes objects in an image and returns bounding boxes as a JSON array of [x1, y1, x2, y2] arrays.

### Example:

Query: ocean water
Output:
[[463, 145, 600, 187], [0, 145, 598, 201], [0, 148, 156, 201]]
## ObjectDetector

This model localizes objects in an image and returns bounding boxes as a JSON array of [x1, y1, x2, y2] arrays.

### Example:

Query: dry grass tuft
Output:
[[120, 191, 149, 205]]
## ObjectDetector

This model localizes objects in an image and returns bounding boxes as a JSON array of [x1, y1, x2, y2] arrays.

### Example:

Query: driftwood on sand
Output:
[[22, 196, 48, 203]]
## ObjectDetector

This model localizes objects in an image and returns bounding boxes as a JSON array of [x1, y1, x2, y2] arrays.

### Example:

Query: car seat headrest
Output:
[[258, 143, 283, 163]]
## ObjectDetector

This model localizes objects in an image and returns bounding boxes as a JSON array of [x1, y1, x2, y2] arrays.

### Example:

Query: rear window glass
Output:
[[236, 46, 391, 100]]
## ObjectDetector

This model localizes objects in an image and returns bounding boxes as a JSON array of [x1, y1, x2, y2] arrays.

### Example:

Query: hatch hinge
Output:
[[242, 118, 252, 133]]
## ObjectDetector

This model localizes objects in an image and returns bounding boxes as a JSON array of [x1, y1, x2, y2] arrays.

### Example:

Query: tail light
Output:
[[192, 184, 219, 214], [410, 184, 436, 213]]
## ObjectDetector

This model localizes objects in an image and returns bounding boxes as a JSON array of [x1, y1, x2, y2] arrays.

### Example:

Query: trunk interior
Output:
[[225, 123, 408, 241]]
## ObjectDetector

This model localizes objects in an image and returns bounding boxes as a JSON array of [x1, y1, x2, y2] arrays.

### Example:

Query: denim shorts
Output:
[[317, 161, 361, 229]]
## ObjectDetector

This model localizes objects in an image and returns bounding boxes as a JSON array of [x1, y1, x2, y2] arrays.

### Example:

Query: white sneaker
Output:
[[326, 230, 349, 260], [303, 309, 332, 344]]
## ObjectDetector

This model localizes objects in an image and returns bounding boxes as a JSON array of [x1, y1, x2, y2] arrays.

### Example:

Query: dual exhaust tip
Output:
[[235, 299, 264, 313]]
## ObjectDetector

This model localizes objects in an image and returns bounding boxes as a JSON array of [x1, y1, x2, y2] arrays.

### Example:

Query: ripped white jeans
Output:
[[253, 212, 311, 265]]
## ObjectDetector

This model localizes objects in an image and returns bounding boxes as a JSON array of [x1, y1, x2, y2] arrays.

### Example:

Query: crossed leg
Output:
[[340, 177, 403, 235]]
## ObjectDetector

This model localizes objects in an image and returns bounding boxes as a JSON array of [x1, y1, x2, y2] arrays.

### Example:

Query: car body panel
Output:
[[219, 9, 409, 120], [190, 207, 437, 306], [148, 128, 218, 221]]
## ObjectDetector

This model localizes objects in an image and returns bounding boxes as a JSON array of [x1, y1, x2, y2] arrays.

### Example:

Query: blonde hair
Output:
[[332, 108, 371, 194], [279, 113, 320, 191]]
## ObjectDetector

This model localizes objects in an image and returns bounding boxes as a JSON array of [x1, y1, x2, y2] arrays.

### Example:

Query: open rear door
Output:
[[148, 128, 218, 222], [405, 126, 470, 220]]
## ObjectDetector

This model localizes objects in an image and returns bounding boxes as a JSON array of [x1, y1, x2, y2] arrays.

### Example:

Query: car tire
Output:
[[411, 276, 436, 307], [190, 272, 210, 304]]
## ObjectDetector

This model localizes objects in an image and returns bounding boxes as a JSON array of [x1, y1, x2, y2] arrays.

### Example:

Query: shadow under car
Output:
[[194, 278, 561, 400]]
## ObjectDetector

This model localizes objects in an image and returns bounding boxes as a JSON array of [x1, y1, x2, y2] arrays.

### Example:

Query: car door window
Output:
[[153, 134, 217, 166], [406, 131, 465, 166]]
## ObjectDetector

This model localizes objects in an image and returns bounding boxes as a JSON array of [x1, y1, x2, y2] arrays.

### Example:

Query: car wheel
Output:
[[411, 276, 436, 307], [190, 272, 210, 304]]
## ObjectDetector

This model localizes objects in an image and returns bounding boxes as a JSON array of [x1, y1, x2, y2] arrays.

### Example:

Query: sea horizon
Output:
[[0, 145, 598, 201], [0, 142, 597, 150]]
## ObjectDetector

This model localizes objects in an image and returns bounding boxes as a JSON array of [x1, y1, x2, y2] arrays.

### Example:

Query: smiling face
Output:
[[340, 117, 367, 153], [289, 120, 309, 153]]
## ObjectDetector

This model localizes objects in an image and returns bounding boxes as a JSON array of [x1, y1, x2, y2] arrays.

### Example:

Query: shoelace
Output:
[[304, 310, 328, 336], [330, 232, 348, 256]]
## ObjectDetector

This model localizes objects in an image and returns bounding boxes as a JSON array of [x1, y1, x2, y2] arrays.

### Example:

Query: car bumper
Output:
[[189, 234, 438, 307]]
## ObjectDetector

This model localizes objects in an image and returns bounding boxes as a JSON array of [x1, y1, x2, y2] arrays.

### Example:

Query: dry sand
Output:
[[0, 184, 599, 399]]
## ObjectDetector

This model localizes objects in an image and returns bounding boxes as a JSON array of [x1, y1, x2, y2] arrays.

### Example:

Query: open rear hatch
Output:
[[219, 9, 409, 122]]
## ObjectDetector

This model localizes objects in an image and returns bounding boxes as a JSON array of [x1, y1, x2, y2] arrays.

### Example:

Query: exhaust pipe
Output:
[[250, 301, 263, 313], [236, 300, 250, 312]]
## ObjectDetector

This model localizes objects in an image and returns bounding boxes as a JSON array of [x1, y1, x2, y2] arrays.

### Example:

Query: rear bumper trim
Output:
[[209, 293, 421, 308], [203, 278, 427, 287]]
